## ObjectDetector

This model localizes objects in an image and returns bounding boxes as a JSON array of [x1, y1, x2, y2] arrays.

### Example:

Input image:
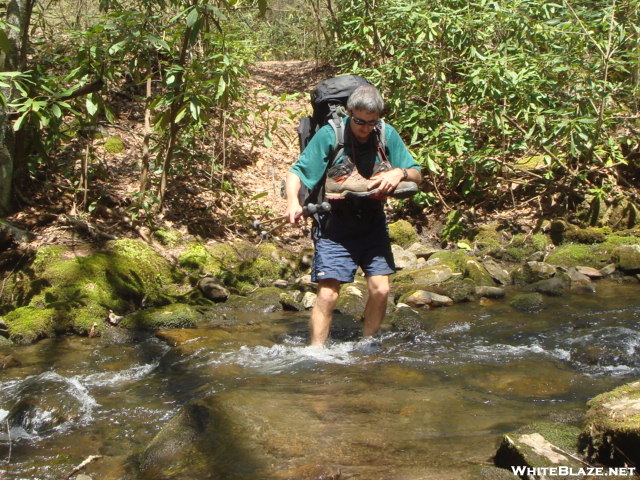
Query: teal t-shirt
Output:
[[290, 117, 420, 190]]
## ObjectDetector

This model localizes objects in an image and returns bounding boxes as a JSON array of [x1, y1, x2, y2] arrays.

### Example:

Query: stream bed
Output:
[[1, 280, 640, 479]]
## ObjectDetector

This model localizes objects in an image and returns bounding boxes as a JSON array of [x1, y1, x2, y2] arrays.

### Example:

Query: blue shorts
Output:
[[311, 207, 395, 283]]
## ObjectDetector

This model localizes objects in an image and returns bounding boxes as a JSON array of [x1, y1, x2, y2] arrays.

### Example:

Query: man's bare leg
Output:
[[362, 275, 390, 337], [310, 278, 341, 346]]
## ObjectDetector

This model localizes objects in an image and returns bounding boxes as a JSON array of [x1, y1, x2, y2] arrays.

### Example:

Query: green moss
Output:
[[236, 256, 290, 287], [504, 233, 550, 262], [104, 136, 125, 154], [153, 228, 184, 247], [564, 226, 610, 244], [31, 245, 68, 274], [3, 306, 60, 344], [178, 242, 238, 277], [429, 250, 468, 273], [545, 244, 611, 268], [388, 219, 418, 247], [471, 223, 504, 256]]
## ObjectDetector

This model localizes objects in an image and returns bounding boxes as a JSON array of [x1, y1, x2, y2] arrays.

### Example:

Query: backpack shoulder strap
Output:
[[327, 116, 345, 168]]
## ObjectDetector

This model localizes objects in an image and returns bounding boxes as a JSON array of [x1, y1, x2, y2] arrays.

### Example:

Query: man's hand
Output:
[[285, 172, 304, 224], [367, 168, 405, 196]]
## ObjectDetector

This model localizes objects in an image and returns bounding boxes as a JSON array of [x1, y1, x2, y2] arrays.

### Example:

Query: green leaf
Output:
[[13, 112, 28, 131], [86, 94, 99, 116], [186, 7, 199, 28], [263, 130, 273, 148]]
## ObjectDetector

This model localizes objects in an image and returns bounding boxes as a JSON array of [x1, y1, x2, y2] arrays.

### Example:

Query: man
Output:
[[285, 85, 422, 347]]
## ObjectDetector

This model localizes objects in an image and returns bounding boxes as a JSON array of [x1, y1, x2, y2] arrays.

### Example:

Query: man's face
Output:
[[349, 109, 380, 143]]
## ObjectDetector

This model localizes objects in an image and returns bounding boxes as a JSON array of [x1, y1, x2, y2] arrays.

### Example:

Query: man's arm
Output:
[[367, 167, 422, 196], [285, 171, 304, 224]]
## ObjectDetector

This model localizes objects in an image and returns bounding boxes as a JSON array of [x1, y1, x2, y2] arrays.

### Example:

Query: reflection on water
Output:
[[1, 281, 639, 479]]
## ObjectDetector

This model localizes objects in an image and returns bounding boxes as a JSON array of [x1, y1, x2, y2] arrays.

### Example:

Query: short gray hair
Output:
[[346, 85, 384, 114]]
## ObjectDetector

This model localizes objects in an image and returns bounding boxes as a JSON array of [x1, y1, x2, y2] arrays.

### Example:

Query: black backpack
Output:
[[295, 74, 386, 208]]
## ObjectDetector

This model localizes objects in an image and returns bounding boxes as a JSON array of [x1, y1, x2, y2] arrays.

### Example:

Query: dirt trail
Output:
[[233, 60, 334, 217]]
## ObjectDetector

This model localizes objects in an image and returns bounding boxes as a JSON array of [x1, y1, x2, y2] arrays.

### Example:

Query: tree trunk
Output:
[[0, 0, 35, 215]]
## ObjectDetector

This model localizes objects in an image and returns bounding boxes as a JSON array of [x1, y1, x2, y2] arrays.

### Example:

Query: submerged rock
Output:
[[509, 293, 545, 313]]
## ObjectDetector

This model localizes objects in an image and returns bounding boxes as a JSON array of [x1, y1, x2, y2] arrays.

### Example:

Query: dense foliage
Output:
[[1, 0, 639, 236], [329, 0, 640, 218]]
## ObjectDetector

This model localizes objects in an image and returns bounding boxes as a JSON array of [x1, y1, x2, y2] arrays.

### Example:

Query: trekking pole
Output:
[[251, 202, 332, 235]]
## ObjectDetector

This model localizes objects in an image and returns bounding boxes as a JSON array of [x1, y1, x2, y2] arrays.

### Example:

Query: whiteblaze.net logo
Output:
[[510, 466, 636, 477]]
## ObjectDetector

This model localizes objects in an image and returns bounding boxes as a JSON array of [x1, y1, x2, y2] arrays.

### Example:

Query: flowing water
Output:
[[1, 281, 640, 479]]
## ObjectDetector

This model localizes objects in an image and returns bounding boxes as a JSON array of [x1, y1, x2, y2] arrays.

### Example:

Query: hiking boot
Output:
[[325, 157, 419, 200], [370, 161, 419, 199], [325, 156, 377, 200]]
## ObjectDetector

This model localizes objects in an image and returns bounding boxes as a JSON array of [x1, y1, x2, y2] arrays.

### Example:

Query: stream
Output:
[[1, 280, 640, 479]]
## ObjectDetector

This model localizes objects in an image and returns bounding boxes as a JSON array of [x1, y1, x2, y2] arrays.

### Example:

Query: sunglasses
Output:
[[351, 116, 380, 127]]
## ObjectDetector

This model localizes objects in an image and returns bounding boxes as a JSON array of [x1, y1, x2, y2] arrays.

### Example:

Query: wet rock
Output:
[[391, 244, 419, 270], [336, 285, 366, 316], [613, 245, 640, 272], [302, 291, 317, 309], [429, 277, 477, 303], [197, 277, 230, 302], [565, 267, 593, 285], [495, 428, 584, 478], [523, 276, 569, 296], [465, 258, 496, 286], [155, 328, 212, 347], [574, 266, 604, 279], [388, 305, 426, 332], [511, 261, 557, 286], [570, 283, 596, 295], [476, 286, 506, 299], [274, 463, 341, 480], [0, 334, 12, 347], [212, 287, 283, 315], [510, 292, 545, 313], [406, 242, 439, 259], [100, 325, 150, 344], [392, 264, 455, 290], [580, 380, 640, 468], [138, 400, 263, 480], [482, 258, 512, 286], [119, 303, 201, 330], [403, 290, 453, 308], [0, 353, 20, 368], [273, 279, 289, 288], [280, 292, 305, 311], [600, 263, 617, 276], [2, 372, 90, 439]]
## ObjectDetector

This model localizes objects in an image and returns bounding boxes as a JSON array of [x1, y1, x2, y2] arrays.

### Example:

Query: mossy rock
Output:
[[3, 307, 62, 344], [495, 423, 584, 478], [580, 381, 640, 467], [388, 219, 418, 247], [5, 240, 186, 342], [509, 292, 545, 313], [545, 243, 613, 269], [471, 223, 506, 256], [153, 228, 184, 247], [120, 303, 201, 330], [464, 257, 496, 286], [428, 277, 477, 303], [564, 226, 610, 244], [612, 245, 640, 272], [178, 242, 239, 277], [503, 233, 550, 263], [103, 136, 125, 154], [428, 249, 469, 273]]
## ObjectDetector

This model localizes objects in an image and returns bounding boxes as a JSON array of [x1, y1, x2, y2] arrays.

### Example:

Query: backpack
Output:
[[294, 74, 386, 208]]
